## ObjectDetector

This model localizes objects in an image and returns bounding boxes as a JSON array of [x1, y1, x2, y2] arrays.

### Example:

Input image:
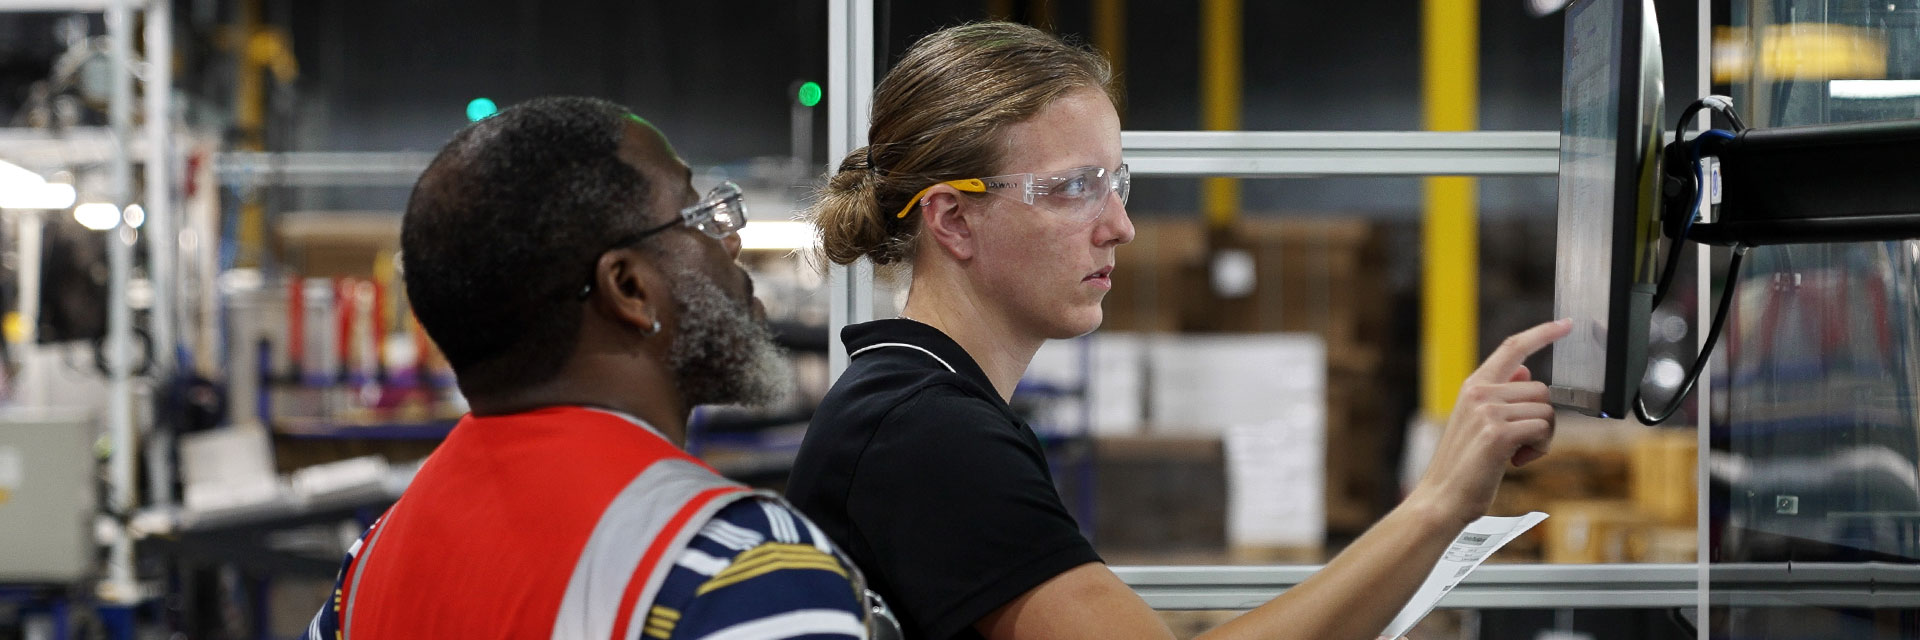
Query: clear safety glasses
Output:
[[670, 180, 748, 240], [610, 180, 748, 247], [577, 181, 748, 299], [894, 164, 1130, 224]]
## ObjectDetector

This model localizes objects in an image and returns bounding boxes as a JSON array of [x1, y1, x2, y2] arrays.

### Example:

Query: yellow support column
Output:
[[1028, 0, 1056, 31], [226, 0, 297, 268], [1421, 0, 1479, 419], [1093, 0, 1125, 103], [1200, 0, 1241, 229], [987, 0, 1012, 21]]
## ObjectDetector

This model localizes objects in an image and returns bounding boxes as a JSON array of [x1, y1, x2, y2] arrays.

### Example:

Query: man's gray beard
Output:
[[666, 268, 794, 408]]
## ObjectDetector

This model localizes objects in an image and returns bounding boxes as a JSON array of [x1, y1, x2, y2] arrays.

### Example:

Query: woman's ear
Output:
[[918, 185, 977, 262]]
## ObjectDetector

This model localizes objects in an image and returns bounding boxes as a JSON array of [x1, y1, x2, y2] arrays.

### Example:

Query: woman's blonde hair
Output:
[[807, 21, 1115, 267]]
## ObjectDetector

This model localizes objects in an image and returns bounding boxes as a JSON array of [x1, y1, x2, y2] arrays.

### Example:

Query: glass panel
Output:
[[986, 175, 1700, 569], [1715, 0, 1920, 636], [1716, 242, 1920, 562]]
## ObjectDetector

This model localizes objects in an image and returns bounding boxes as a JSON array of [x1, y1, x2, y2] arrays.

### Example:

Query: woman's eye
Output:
[[1053, 177, 1089, 198]]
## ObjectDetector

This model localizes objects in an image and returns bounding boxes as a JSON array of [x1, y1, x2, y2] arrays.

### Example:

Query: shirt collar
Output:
[[465, 406, 675, 445], [840, 318, 999, 397], [578, 406, 671, 442]]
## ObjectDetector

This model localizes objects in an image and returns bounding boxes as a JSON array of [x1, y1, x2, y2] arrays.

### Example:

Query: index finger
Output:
[[1469, 319, 1573, 385]]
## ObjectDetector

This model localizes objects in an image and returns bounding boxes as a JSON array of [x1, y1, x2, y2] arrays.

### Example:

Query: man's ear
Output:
[[918, 185, 977, 262], [590, 248, 669, 337]]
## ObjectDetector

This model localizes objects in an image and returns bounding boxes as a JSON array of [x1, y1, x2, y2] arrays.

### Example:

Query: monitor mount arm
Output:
[[1663, 118, 1920, 247]]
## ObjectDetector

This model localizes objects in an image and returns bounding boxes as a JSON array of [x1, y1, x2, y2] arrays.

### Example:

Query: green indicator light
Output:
[[797, 82, 823, 108], [466, 97, 499, 122]]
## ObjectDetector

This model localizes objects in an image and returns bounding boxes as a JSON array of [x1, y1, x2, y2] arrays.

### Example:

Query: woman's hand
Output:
[[1409, 319, 1572, 527]]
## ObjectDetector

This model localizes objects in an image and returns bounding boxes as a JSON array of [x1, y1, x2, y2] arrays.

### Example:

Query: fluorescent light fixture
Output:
[[1, 182, 77, 210], [0, 159, 78, 210], [0, 158, 41, 188], [738, 220, 818, 251], [74, 202, 121, 231], [124, 204, 145, 229], [1830, 79, 1920, 99]]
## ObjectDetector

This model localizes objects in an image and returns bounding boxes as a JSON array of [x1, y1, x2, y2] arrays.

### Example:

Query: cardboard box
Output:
[[1103, 217, 1398, 539], [1092, 436, 1226, 553], [1104, 220, 1205, 333], [1145, 333, 1325, 435], [276, 211, 401, 278], [1105, 218, 1387, 348], [1543, 498, 1650, 563], [1630, 429, 1698, 526]]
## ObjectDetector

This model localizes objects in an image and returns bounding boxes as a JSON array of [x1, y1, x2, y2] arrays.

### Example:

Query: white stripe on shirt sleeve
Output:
[[690, 609, 866, 640], [698, 518, 766, 551], [675, 547, 732, 576], [760, 501, 798, 543], [780, 505, 800, 543]]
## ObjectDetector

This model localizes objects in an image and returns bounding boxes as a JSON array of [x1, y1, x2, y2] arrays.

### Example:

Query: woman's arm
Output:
[[975, 319, 1571, 640], [976, 563, 1174, 639], [1202, 319, 1570, 640]]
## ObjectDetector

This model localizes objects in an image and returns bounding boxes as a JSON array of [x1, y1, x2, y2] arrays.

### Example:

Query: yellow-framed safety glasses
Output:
[[894, 164, 1130, 224]]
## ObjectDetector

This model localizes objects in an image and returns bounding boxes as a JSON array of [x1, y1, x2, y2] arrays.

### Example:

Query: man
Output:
[[309, 96, 882, 639]]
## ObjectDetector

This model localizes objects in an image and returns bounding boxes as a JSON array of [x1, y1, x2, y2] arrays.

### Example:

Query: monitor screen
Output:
[[1550, 0, 1665, 418]]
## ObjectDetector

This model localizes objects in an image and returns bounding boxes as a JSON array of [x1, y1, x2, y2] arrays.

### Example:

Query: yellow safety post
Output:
[[987, 0, 1012, 21], [224, 0, 298, 267], [1028, 0, 1055, 31], [1093, 0, 1125, 109], [1421, 0, 1479, 419], [1200, 0, 1241, 229]]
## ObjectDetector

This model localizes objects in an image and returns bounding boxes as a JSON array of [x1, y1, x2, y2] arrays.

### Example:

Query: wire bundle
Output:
[[1634, 97, 1750, 425]]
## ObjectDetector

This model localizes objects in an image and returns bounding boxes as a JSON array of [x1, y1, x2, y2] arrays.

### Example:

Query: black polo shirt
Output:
[[788, 319, 1102, 640]]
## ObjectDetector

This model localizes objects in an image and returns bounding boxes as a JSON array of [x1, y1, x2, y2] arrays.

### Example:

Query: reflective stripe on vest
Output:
[[551, 458, 755, 640]]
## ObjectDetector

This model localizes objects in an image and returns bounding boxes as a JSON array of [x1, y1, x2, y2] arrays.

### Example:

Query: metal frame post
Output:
[[1695, 0, 1713, 636], [102, 0, 139, 608], [145, 0, 177, 509], [826, 0, 875, 379]]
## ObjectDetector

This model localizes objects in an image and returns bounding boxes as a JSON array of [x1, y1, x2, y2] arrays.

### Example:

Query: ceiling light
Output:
[[1, 183, 77, 210], [1829, 80, 1920, 99], [0, 159, 77, 210], [74, 202, 120, 231], [738, 220, 818, 251]]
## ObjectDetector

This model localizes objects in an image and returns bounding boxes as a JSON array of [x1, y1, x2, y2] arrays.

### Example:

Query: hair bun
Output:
[[809, 147, 901, 265]]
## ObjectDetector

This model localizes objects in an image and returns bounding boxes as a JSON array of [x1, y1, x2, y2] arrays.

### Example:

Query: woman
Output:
[[788, 22, 1570, 640]]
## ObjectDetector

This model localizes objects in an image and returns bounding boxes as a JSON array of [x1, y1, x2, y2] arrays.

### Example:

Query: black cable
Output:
[[1674, 95, 1749, 135], [1667, 607, 1697, 634], [1639, 97, 1752, 421], [1653, 125, 1736, 308], [1654, 99, 1731, 312], [1725, 105, 1749, 132], [1650, 225, 1689, 309], [1635, 245, 1749, 425]]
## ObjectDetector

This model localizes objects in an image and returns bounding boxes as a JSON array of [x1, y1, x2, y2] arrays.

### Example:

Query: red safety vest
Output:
[[336, 406, 754, 639]]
